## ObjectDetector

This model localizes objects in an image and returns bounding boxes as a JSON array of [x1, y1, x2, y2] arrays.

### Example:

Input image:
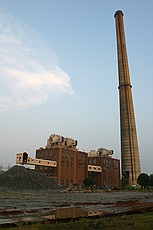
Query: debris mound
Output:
[[61, 183, 95, 193], [0, 165, 56, 190]]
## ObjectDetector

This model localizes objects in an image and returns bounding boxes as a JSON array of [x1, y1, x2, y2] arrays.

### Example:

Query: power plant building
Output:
[[34, 134, 120, 188]]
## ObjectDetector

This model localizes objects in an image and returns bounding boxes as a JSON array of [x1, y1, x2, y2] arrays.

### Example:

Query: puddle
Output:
[[1, 199, 153, 226], [0, 206, 104, 225]]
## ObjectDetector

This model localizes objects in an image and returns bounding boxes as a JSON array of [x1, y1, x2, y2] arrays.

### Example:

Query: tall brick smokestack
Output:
[[114, 10, 141, 186]]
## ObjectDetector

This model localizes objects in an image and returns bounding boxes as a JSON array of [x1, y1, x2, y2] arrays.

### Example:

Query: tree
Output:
[[0, 164, 3, 171], [7, 163, 11, 170], [83, 177, 94, 187], [149, 174, 153, 187], [137, 173, 149, 189]]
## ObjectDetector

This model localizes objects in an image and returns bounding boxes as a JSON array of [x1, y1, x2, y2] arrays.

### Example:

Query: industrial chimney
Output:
[[114, 10, 141, 186]]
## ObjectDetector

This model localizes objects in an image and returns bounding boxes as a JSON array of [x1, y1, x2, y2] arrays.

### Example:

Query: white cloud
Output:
[[0, 9, 74, 112]]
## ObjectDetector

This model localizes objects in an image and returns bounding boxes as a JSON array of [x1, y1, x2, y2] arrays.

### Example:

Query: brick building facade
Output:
[[35, 147, 88, 187], [88, 155, 120, 188], [34, 135, 120, 188]]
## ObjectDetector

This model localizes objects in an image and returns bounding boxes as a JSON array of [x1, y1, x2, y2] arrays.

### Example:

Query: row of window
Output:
[[88, 158, 119, 167], [61, 151, 74, 159], [88, 166, 101, 171]]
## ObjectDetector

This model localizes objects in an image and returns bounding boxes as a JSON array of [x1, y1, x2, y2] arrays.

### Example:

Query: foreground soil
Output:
[[0, 189, 153, 228]]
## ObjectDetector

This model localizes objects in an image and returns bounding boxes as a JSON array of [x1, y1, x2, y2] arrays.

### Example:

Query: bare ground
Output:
[[0, 189, 153, 226]]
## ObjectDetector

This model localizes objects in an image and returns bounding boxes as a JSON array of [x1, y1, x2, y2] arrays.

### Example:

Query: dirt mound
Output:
[[0, 165, 56, 190]]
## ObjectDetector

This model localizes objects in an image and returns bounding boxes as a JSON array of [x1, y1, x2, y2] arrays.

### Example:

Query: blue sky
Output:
[[0, 0, 152, 174]]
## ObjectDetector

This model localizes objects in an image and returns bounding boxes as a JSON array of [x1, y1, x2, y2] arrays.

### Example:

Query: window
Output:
[[62, 150, 65, 157], [49, 150, 53, 157], [66, 153, 69, 159], [70, 152, 74, 159]]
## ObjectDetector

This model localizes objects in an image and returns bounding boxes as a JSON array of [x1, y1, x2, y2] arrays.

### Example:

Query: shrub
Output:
[[149, 174, 153, 187], [83, 177, 94, 186], [137, 173, 149, 189]]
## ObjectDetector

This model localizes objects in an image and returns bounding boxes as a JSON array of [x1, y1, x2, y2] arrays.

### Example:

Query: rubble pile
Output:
[[0, 165, 56, 190], [61, 184, 96, 193]]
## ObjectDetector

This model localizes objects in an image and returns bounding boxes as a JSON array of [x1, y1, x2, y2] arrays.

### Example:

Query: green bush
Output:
[[137, 173, 150, 189], [149, 174, 153, 187], [83, 177, 94, 186]]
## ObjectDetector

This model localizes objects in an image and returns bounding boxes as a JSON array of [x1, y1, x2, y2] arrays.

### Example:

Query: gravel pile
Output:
[[0, 165, 56, 190]]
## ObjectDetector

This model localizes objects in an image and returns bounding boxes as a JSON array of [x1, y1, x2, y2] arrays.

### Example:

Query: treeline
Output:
[[0, 164, 11, 171], [137, 173, 153, 189]]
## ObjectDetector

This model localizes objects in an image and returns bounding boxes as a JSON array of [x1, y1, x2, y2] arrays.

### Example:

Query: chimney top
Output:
[[114, 10, 124, 18]]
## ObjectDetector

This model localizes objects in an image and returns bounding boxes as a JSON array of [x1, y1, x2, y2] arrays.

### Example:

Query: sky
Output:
[[0, 0, 152, 174]]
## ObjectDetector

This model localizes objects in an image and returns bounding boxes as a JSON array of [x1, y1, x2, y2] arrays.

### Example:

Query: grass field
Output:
[[1, 211, 153, 230]]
